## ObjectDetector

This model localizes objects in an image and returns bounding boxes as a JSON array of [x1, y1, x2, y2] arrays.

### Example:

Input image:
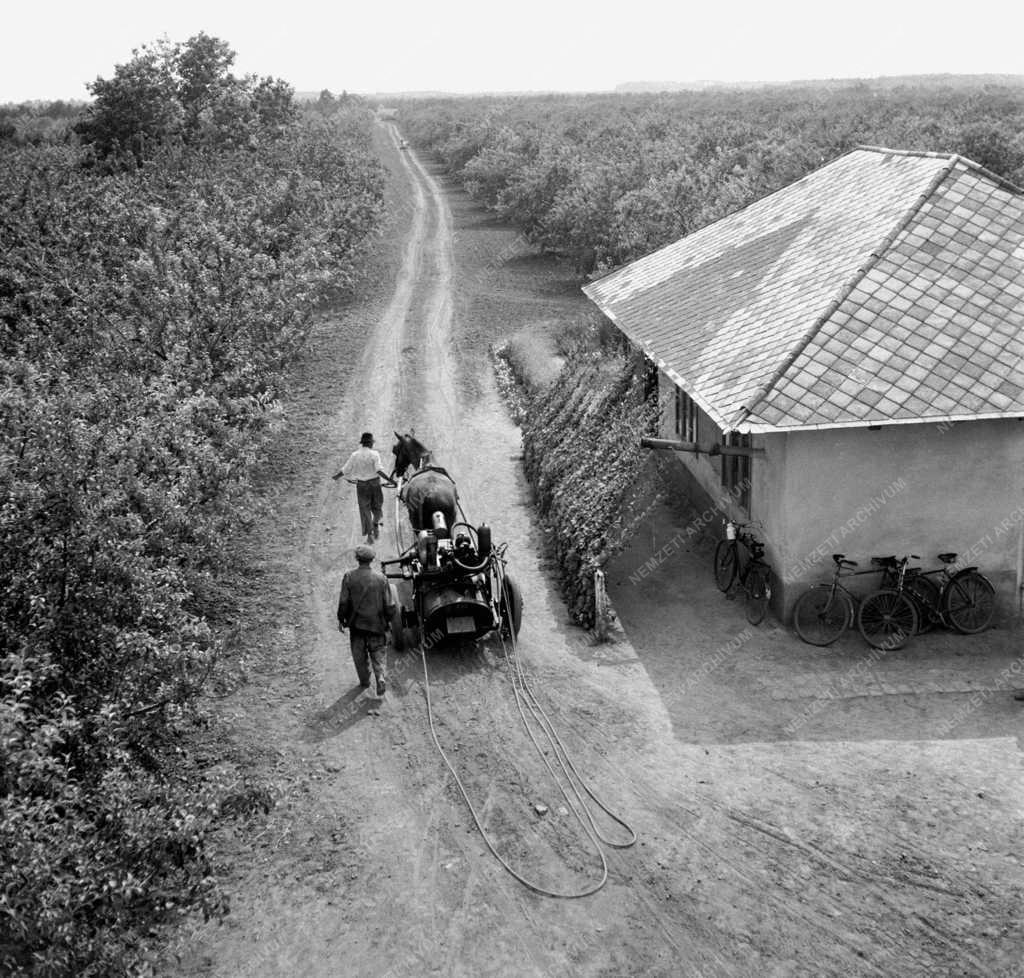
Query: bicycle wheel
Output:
[[943, 571, 995, 634], [713, 540, 737, 592], [744, 564, 771, 625], [792, 584, 853, 646], [903, 574, 941, 634], [856, 589, 918, 650]]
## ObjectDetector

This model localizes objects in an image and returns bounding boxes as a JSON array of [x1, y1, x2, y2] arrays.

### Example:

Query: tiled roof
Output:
[[582, 147, 1024, 433]]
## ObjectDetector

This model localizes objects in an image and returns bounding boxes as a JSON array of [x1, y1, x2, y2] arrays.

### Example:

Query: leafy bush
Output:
[[1, 37, 383, 976]]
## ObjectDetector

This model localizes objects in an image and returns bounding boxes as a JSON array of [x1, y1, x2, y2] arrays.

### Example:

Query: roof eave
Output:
[[741, 410, 1024, 435]]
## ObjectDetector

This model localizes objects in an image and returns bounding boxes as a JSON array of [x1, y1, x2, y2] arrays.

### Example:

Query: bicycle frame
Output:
[[826, 567, 882, 598]]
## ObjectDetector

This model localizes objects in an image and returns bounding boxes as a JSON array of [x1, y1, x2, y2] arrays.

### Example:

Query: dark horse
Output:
[[391, 431, 460, 533], [390, 431, 431, 480]]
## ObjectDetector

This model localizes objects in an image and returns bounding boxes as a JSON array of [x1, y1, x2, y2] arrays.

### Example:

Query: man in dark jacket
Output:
[[337, 545, 396, 695]]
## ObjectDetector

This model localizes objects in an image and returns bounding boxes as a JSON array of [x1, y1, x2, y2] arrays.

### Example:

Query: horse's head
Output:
[[391, 431, 431, 479]]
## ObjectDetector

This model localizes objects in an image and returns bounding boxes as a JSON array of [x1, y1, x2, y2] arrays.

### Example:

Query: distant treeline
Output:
[[1, 35, 383, 977], [399, 85, 1024, 274], [615, 73, 1024, 93], [0, 99, 83, 117], [0, 99, 84, 143], [0, 87, 360, 146]]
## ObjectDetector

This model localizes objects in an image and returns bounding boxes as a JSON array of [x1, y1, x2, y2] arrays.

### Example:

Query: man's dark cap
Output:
[[360, 432, 374, 446]]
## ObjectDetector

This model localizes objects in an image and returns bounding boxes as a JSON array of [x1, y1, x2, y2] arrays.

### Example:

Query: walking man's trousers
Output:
[[356, 478, 384, 538], [350, 629, 387, 688]]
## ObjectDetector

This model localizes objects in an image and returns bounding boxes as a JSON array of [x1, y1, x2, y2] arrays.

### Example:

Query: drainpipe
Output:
[[1017, 517, 1023, 618]]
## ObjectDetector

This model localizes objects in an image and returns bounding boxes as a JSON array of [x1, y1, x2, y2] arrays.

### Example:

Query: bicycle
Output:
[[856, 555, 919, 650], [903, 552, 996, 635], [791, 553, 873, 646], [713, 520, 773, 626]]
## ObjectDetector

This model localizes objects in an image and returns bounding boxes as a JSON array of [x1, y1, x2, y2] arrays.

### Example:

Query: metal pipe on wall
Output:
[[1016, 512, 1023, 617]]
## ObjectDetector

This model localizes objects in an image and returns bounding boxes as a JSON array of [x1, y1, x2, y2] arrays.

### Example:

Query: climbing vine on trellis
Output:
[[522, 346, 657, 627]]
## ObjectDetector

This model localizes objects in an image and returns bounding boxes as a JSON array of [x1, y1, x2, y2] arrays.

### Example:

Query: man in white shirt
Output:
[[332, 432, 395, 543]]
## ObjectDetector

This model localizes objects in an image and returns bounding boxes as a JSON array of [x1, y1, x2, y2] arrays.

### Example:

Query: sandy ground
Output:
[[162, 125, 1024, 978]]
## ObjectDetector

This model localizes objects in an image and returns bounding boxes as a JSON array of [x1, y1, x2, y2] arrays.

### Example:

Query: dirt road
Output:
[[168, 126, 1024, 978]]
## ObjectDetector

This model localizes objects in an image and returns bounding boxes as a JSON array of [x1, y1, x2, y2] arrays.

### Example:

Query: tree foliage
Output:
[[77, 33, 297, 162], [1, 38, 383, 977]]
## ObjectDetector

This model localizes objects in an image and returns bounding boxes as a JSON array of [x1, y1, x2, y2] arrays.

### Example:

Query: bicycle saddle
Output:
[[937, 552, 957, 563], [832, 553, 857, 567], [870, 555, 897, 567]]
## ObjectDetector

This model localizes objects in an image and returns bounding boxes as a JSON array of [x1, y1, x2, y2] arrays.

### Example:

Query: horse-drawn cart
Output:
[[381, 513, 521, 648], [382, 436, 522, 650]]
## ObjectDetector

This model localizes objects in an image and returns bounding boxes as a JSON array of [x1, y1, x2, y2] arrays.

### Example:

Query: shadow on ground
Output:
[[607, 499, 1024, 747]]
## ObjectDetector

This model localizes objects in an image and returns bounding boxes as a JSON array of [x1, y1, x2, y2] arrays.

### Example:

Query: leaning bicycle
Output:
[[792, 553, 867, 646], [903, 552, 995, 635], [856, 555, 919, 650], [714, 520, 773, 626]]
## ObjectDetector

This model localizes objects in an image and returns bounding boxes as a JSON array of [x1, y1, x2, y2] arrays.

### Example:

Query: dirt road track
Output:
[[167, 125, 1024, 978]]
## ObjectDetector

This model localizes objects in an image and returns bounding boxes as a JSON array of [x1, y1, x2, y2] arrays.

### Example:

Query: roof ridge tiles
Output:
[[730, 154, 960, 430], [856, 144, 1024, 195], [856, 144, 953, 160]]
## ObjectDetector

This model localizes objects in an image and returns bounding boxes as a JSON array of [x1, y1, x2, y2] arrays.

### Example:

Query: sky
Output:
[[5, 0, 1024, 103]]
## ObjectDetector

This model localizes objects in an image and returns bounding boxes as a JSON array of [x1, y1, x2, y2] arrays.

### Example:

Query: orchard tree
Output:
[[313, 89, 359, 116], [315, 89, 338, 114], [250, 75, 298, 131]]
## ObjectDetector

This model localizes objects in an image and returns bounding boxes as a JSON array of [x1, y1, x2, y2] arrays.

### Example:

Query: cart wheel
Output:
[[500, 574, 523, 638]]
